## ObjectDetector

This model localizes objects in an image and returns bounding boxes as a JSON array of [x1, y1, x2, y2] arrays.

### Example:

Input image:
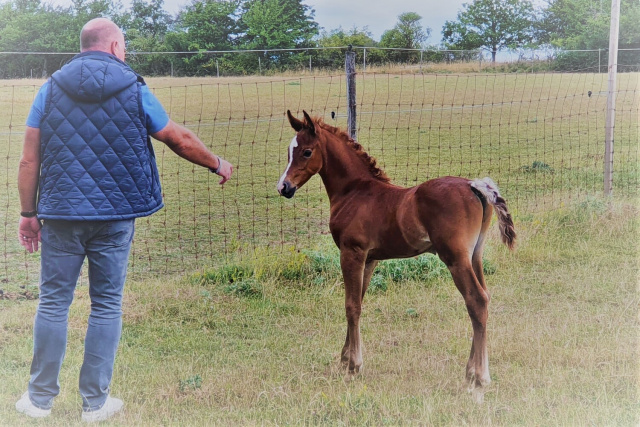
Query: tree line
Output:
[[0, 0, 638, 78]]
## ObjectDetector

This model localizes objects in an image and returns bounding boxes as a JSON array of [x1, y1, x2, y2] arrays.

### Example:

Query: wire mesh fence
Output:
[[2, 67, 638, 285]]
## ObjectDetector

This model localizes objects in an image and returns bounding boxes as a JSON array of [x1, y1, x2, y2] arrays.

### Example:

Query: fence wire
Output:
[[1, 70, 638, 284]]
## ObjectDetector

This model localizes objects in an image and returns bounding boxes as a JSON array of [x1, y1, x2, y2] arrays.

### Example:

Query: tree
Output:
[[170, 0, 240, 52], [379, 12, 430, 63], [538, 0, 640, 70], [122, 0, 174, 75], [240, 0, 317, 49], [167, 0, 241, 75], [72, 0, 123, 24], [0, 0, 79, 77], [0, 0, 130, 77], [315, 26, 383, 68], [442, 0, 536, 63], [237, 0, 318, 71], [126, 0, 173, 39]]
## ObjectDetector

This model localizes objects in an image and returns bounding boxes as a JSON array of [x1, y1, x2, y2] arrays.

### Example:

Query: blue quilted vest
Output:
[[37, 51, 164, 220]]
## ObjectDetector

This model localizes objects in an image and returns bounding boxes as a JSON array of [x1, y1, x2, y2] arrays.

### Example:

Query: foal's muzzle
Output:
[[278, 181, 297, 199]]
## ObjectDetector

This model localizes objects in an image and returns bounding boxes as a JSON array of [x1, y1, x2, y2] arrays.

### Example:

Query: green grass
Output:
[[0, 195, 638, 425]]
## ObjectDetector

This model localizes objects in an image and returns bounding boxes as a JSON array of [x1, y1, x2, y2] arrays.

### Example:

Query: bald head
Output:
[[80, 18, 126, 60]]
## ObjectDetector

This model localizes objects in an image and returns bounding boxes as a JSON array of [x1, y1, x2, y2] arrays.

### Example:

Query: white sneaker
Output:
[[81, 395, 124, 422], [15, 392, 52, 418]]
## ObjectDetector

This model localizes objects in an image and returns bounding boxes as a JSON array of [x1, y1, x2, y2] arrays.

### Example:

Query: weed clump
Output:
[[195, 243, 499, 297], [178, 374, 202, 393], [520, 160, 554, 173]]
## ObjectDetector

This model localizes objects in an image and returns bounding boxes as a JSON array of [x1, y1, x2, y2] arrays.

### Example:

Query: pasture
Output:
[[0, 72, 638, 425], [1, 72, 638, 279], [1, 195, 638, 425]]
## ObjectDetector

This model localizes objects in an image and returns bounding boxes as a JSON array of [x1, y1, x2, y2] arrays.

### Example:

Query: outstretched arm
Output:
[[151, 119, 233, 185]]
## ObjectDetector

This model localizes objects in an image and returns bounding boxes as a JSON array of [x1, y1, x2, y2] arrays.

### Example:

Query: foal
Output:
[[277, 110, 516, 398]]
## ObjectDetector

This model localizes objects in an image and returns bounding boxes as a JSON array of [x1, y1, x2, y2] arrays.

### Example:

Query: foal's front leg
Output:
[[341, 258, 378, 367], [339, 247, 367, 373]]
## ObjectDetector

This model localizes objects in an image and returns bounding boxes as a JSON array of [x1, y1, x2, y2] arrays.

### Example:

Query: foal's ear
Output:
[[287, 110, 304, 132], [302, 110, 316, 136]]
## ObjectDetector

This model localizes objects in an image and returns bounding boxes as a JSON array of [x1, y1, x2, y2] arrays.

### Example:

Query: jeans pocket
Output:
[[41, 220, 84, 254], [102, 220, 135, 247]]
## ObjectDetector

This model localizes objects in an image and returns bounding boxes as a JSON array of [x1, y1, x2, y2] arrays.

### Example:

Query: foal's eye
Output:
[[303, 149, 312, 158]]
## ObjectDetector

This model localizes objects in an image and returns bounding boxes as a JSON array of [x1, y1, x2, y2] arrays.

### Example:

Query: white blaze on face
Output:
[[277, 136, 298, 192]]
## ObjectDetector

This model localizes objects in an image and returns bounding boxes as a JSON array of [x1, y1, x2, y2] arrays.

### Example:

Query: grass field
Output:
[[0, 195, 638, 425], [0, 71, 638, 424], [0, 72, 638, 281]]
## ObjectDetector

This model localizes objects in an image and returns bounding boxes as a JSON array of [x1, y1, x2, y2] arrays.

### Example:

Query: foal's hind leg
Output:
[[446, 257, 491, 396], [341, 258, 378, 366], [466, 234, 489, 380]]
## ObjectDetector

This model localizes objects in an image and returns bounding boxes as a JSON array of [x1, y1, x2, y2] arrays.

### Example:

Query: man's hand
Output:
[[18, 216, 41, 253], [213, 158, 233, 185]]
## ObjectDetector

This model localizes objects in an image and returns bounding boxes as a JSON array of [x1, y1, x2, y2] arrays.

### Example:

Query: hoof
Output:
[[466, 370, 491, 391], [471, 387, 485, 404], [467, 375, 490, 404], [347, 362, 363, 375]]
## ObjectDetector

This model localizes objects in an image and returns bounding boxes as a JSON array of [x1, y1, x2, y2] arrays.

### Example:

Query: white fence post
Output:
[[604, 0, 620, 196]]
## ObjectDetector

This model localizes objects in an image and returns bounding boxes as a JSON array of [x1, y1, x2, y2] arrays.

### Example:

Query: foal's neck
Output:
[[318, 131, 383, 202]]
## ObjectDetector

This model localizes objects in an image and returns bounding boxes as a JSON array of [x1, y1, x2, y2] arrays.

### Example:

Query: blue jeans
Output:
[[28, 219, 134, 411]]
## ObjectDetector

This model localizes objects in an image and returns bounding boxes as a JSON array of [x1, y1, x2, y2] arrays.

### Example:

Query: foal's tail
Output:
[[471, 178, 517, 250]]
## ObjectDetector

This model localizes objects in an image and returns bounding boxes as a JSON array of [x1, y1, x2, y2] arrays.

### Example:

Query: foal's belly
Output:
[[368, 232, 435, 260]]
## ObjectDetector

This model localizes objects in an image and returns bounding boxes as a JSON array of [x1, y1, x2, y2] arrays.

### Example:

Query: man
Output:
[[16, 17, 233, 422]]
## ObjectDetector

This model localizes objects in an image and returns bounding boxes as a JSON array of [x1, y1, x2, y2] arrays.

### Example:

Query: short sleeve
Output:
[[26, 81, 49, 128], [141, 85, 170, 134]]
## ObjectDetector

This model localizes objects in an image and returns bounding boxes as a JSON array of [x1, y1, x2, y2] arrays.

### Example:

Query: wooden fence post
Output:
[[345, 46, 357, 140]]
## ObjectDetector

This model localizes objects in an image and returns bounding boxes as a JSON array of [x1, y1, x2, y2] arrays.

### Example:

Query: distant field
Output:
[[0, 72, 638, 281]]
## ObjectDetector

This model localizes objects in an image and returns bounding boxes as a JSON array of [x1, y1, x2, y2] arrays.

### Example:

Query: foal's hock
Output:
[[277, 110, 516, 400]]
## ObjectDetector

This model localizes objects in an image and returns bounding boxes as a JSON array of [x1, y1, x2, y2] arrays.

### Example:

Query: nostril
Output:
[[278, 180, 290, 195], [281, 182, 296, 198]]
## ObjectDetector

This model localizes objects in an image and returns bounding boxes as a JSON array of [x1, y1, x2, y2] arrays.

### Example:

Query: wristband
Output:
[[209, 156, 222, 174], [20, 210, 37, 218]]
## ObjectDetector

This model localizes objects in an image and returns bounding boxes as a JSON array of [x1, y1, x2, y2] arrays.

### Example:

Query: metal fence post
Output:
[[345, 46, 357, 140], [604, 0, 620, 196], [363, 47, 367, 71]]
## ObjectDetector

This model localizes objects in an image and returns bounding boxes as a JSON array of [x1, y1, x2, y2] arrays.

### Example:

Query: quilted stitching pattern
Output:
[[38, 52, 163, 220]]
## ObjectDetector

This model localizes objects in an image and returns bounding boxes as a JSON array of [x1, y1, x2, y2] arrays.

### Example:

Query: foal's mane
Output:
[[315, 119, 390, 183]]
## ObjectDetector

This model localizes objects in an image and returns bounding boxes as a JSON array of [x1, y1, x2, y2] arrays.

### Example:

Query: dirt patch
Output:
[[0, 289, 38, 301]]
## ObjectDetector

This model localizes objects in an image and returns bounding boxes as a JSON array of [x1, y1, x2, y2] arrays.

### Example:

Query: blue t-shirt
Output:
[[26, 80, 169, 134]]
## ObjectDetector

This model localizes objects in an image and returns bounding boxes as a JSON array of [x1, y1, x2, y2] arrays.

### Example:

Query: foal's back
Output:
[[329, 176, 487, 262]]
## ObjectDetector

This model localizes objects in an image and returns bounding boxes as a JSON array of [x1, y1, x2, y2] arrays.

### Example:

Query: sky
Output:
[[307, 0, 463, 42], [43, 0, 466, 44]]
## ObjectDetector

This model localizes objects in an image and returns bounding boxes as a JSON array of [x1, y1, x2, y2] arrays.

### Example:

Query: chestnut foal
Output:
[[277, 111, 516, 399]]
